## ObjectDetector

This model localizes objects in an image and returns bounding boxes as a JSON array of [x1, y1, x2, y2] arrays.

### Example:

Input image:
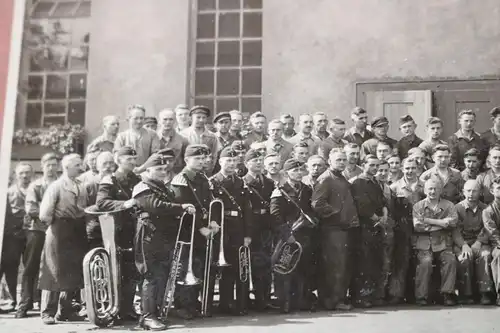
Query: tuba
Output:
[[239, 245, 254, 291], [83, 205, 126, 327], [160, 211, 200, 321]]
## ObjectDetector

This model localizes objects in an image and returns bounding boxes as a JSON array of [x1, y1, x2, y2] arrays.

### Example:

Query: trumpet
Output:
[[161, 211, 200, 320], [239, 245, 254, 291]]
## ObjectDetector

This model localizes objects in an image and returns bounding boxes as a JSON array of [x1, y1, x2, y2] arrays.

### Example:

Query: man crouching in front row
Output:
[[412, 176, 459, 306]]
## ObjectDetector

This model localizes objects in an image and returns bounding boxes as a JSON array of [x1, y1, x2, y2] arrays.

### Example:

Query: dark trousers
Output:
[[18, 230, 45, 311], [388, 228, 413, 298], [352, 226, 385, 302], [40, 290, 74, 318], [318, 228, 351, 308], [219, 246, 248, 311], [250, 227, 272, 306], [456, 244, 494, 297], [415, 249, 457, 300], [0, 234, 25, 307], [121, 251, 140, 315], [142, 259, 169, 316]]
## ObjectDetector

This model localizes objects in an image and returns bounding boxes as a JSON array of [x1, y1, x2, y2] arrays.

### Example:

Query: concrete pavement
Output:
[[0, 305, 499, 333]]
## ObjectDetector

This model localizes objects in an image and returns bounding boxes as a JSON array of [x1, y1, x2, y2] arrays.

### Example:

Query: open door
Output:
[[365, 90, 432, 140]]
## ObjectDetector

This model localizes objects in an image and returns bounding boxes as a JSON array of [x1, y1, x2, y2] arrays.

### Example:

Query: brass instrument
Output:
[[239, 245, 254, 291], [83, 206, 126, 327], [160, 211, 200, 321], [201, 199, 229, 316]]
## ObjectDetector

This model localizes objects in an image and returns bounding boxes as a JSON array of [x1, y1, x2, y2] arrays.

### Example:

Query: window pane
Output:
[[197, 14, 215, 39], [219, 0, 240, 10], [218, 13, 240, 38], [32, 1, 56, 18], [216, 97, 239, 113], [43, 116, 66, 126], [75, 1, 92, 17], [72, 19, 90, 45], [52, 2, 78, 17], [244, 0, 263, 9], [27, 75, 44, 100], [243, 12, 262, 37], [217, 41, 239, 67], [68, 101, 86, 125], [69, 74, 87, 98], [69, 45, 89, 69], [45, 101, 66, 115], [26, 103, 42, 127], [198, 0, 215, 11], [194, 98, 214, 115], [242, 69, 261, 94], [217, 69, 239, 95], [196, 41, 215, 67], [242, 97, 261, 114], [46, 74, 68, 99], [195, 70, 214, 95], [242, 40, 261, 66]]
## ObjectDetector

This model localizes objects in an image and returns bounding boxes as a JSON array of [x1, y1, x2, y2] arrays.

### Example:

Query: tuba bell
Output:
[[83, 205, 126, 327]]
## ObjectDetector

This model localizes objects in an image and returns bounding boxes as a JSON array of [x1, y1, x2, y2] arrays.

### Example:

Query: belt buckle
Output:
[[230, 211, 238, 217], [260, 209, 267, 214]]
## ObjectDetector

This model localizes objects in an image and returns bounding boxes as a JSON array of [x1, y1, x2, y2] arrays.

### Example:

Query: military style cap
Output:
[[144, 116, 158, 125], [399, 114, 414, 125], [294, 141, 309, 149], [190, 105, 211, 117], [490, 107, 500, 118], [143, 154, 168, 169], [157, 148, 175, 158], [87, 145, 102, 154], [231, 140, 247, 151], [213, 112, 231, 124], [185, 144, 209, 157], [219, 147, 239, 158], [351, 107, 367, 116], [371, 116, 389, 128], [245, 149, 262, 162], [283, 158, 304, 172], [115, 146, 137, 157]]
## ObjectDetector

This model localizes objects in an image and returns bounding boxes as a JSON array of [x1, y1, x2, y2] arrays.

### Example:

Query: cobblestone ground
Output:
[[1, 305, 499, 333]]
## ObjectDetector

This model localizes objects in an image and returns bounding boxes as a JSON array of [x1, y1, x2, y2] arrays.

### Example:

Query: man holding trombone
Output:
[[132, 153, 196, 330], [209, 147, 253, 316]]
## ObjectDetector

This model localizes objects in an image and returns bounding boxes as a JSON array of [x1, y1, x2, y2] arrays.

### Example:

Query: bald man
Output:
[[87, 115, 120, 152], [454, 180, 493, 305], [157, 108, 189, 173]]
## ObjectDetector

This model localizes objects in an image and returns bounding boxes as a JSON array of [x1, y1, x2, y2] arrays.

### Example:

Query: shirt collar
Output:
[[454, 129, 479, 140], [462, 200, 480, 213], [423, 198, 445, 211], [183, 167, 199, 181]]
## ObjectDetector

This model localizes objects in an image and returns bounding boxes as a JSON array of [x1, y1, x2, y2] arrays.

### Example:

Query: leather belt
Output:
[[224, 210, 239, 217], [252, 209, 268, 215]]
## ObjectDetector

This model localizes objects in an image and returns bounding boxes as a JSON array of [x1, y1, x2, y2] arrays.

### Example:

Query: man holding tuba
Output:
[[270, 158, 317, 313], [210, 147, 253, 316], [94, 146, 141, 321]]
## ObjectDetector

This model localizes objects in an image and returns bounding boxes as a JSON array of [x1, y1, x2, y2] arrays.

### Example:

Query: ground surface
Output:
[[0, 305, 499, 333]]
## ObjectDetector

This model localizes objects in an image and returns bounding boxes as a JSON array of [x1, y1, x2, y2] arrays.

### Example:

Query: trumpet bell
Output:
[[177, 271, 202, 286]]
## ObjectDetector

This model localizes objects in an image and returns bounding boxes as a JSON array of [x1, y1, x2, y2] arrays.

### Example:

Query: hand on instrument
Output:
[[209, 221, 220, 235], [182, 204, 196, 215], [244, 237, 252, 247], [123, 198, 136, 209], [471, 240, 482, 253], [461, 244, 472, 260], [286, 235, 296, 244], [200, 227, 211, 238], [493, 247, 500, 259]]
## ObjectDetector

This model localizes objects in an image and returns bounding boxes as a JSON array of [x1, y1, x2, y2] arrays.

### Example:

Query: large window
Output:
[[16, 0, 91, 128], [191, 0, 263, 116]]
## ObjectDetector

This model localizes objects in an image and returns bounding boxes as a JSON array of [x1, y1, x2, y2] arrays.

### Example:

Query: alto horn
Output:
[[177, 212, 202, 286], [83, 205, 126, 327], [239, 245, 254, 291]]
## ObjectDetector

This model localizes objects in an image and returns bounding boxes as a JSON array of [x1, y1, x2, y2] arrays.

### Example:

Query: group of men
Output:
[[3, 103, 500, 331]]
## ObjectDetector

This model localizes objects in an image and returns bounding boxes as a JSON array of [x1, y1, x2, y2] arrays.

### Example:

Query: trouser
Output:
[[318, 228, 351, 308], [40, 290, 75, 318], [388, 228, 413, 298], [18, 230, 45, 311], [121, 251, 140, 316], [456, 244, 494, 297], [352, 226, 385, 302], [415, 249, 457, 300], [348, 227, 361, 299], [0, 234, 25, 307], [381, 227, 394, 295], [251, 226, 272, 306], [219, 246, 248, 311], [141, 258, 169, 317]]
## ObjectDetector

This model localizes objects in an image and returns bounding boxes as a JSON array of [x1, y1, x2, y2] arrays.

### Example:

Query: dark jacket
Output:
[[351, 174, 386, 228]]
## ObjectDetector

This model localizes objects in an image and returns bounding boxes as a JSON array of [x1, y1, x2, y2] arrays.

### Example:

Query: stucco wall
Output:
[[85, 0, 191, 141], [262, 0, 500, 120]]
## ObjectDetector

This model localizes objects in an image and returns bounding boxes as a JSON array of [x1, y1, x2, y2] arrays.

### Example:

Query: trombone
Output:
[[201, 199, 230, 316], [239, 245, 254, 292], [161, 211, 201, 320]]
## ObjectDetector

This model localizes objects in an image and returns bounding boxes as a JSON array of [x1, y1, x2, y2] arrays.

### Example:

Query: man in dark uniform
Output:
[[396, 115, 423, 159], [448, 110, 485, 171], [95, 146, 142, 321], [361, 117, 398, 161], [481, 107, 500, 155], [169, 144, 214, 319], [270, 158, 317, 313], [232, 140, 249, 177], [210, 147, 253, 315], [242, 149, 274, 311], [132, 154, 196, 330]]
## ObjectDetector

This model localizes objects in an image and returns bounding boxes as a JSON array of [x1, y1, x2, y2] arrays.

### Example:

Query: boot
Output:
[[140, 315, 166, 331]]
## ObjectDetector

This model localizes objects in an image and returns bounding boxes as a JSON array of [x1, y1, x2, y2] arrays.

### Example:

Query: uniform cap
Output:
[[219, 147, 239, 158], [231, 140, 247, 151], [144, 116, 157, 125], [157, 148, 175, 158], [283, 158, 304, 172], [351, 107, 367, 116], [490, 107, 500, 118], [245, 149, 263, 162], [143, 154, 169, 169], [115, 146, 137, 157], [185, 144, 209, 157], [190, 105, 211, 117], [213, 112, 231, 124], [399, 114, 414, 125], [371, 116, 389, 128]]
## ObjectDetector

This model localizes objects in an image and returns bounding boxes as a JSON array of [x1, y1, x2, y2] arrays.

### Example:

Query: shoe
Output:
[[388, 297, 402, 305], [416, 298, 428, 306], [496, 295, 500, 306], [480, 294, 493, 305], [443, 294, 456, 306], [15, 310, 28, 318], [42, 316, 56, 325], [334, 303, 353, 311], [120, 311, 139, 321], [281, 301, 291, 314], [458, 297, 475, 305], [141, 316, 166, 331], [372, 299, 387, 307], [55, 313, 85, 322], [354, 300, 372, 308]]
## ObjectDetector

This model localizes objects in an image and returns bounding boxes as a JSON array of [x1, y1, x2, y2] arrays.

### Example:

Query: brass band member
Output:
[[95, 147, 141, 321], [243, 149, 274, 311], [210, 147, 253, 315], [270, 158, 316, 313], [132, 154, 196, 330]]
